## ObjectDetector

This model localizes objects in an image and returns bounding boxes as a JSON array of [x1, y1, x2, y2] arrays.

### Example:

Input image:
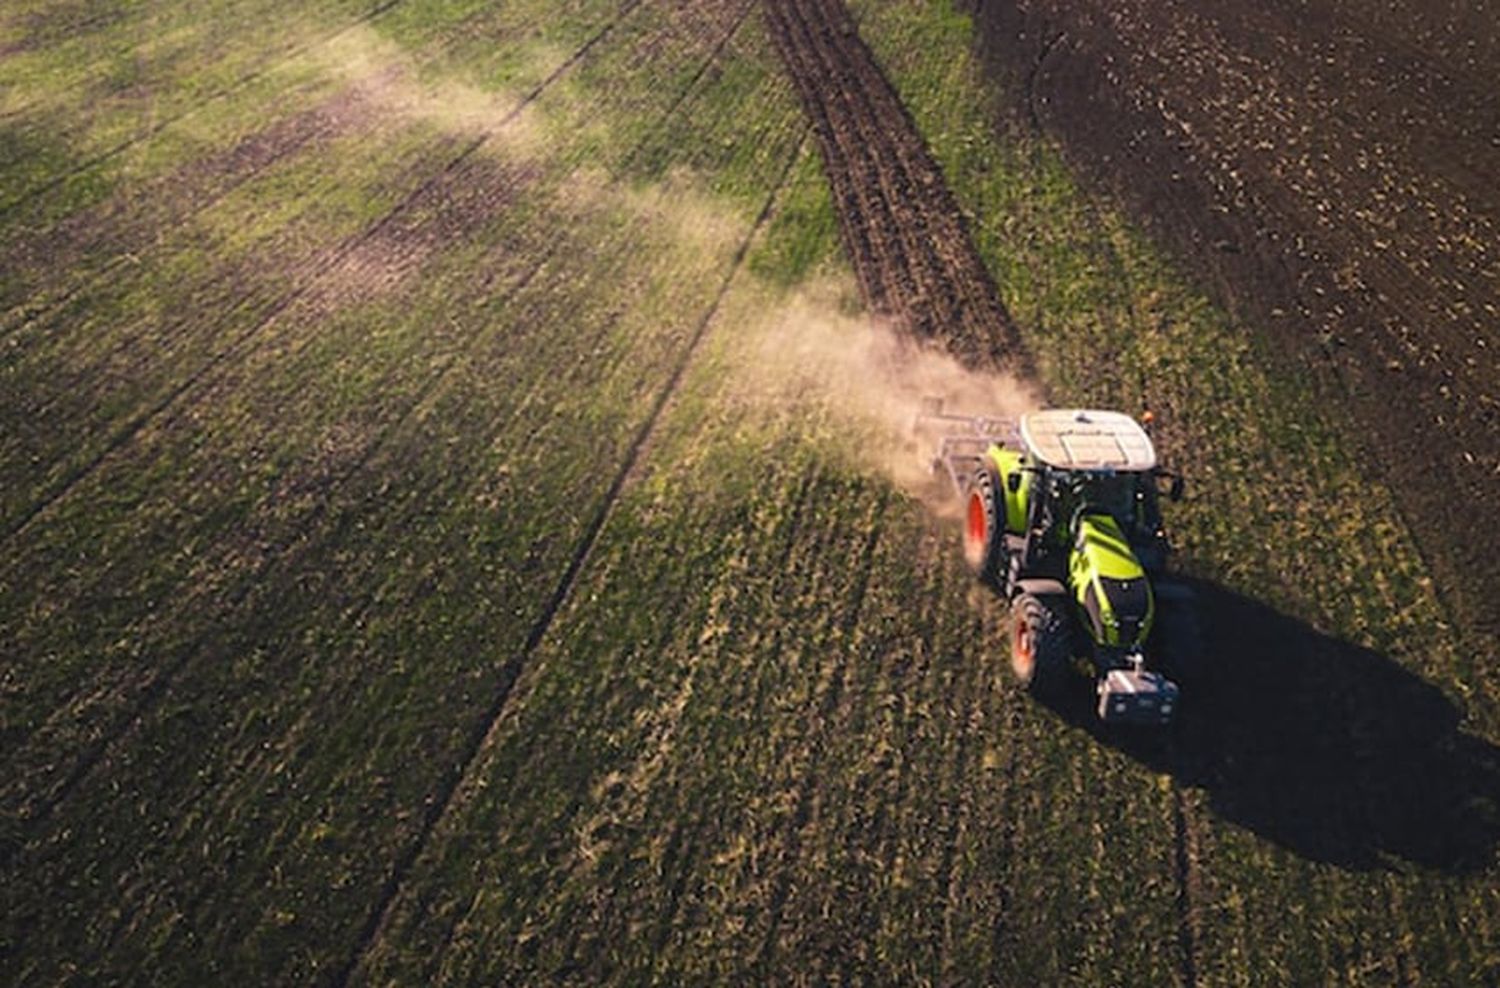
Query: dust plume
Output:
[[734, 280, 1040, 510], [307, 24, 547, 156], [563, 165, 743, 260]]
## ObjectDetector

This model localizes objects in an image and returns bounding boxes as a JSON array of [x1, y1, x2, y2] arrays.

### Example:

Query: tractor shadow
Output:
[[1037, 576, 1500, 874]]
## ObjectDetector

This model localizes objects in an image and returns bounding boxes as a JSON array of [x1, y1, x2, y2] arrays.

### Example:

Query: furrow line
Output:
[[0, 79, 387, 346], [1170, 784, 1201, 988], [787, 0, 960, 338], [331, 130, 809, 988], [986, 691, 1027, 979], [935, 659, 985, 973]]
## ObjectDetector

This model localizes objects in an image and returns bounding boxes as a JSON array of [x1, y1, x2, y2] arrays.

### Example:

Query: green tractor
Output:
[[919, 403, 1191, 725]]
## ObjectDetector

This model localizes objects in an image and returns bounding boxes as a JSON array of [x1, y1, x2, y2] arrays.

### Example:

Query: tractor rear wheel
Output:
[[1011, 592, 1069, 694], [963, 465, 1004, 585]]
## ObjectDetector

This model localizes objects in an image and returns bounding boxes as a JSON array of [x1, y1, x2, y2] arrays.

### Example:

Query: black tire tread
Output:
[[1015, 591, 1071, 695]]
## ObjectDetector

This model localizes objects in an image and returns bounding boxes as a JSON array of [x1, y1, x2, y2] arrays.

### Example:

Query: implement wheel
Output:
[[963, 465, 1004, 585], [1011, 592, 1068, 694]]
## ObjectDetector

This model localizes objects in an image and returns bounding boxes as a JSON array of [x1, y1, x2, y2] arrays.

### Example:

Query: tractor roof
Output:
[[1019, 409, 1157, 471]]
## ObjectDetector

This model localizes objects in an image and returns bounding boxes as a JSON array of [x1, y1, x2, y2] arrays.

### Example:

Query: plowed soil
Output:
[[966, 0, 1500, 644], [765, 0, 1025, 371]]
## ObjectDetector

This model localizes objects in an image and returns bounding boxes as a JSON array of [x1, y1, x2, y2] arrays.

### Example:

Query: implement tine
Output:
[[913, 401, 1021, 497]]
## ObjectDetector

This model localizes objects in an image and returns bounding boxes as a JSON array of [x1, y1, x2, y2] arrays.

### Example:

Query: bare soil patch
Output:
[[966, 0, 1500, 644]]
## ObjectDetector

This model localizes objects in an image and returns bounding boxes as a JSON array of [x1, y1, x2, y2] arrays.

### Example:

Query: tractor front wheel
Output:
[[1011, 592, 1069, 694]]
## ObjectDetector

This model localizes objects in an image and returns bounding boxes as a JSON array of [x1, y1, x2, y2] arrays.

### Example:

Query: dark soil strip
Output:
[[0, 0, 410, 218], [20, 79, 375, 248], [332, 133, 809, 988], [934, 669, 983, 972], [762, 0, 1027, 372], [1170, 788, 1201, 988], [1, 79, 384, 338]]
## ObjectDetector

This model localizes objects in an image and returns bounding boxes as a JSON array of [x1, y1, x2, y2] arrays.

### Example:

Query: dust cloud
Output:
[[733, 281, 1039, 510], [309, 25, 546, 156], [302, 23, 1035, 515]]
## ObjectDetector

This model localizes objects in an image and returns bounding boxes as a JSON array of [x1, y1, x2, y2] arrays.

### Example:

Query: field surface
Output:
[[966, 0, 1500, 649], [2, 1, 1496, 985]]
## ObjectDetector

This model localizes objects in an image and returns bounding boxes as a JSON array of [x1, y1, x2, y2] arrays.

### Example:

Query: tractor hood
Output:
[[1070, 514, 1154, 648]]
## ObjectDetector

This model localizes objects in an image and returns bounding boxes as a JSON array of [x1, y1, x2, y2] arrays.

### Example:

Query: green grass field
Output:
[[3, 1, 1496, 984]]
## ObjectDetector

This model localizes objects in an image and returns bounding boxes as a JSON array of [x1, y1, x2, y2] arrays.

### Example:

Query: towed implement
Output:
[[919, 402, 1194, 725]]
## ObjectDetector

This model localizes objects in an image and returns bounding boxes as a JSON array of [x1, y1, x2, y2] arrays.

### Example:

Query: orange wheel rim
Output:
[[1012, 612, 1034, 678], [965, 491, 986, 562]]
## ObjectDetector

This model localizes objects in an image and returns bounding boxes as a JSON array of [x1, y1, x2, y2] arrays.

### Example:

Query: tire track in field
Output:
[[0, 0, 411, 219], [332, 130, 809, 988], [1171, 787, 1202, 988], [0, 4, 641, 547], [985, 693, 1028, 981], [933, 648, 986, 972], [4, 0, 758, 852], [763, 0, 1026, 371]]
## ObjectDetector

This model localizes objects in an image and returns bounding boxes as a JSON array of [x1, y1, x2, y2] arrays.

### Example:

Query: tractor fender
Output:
[[1014, 577, 1066, 598], [985, 446, 1030, 534]]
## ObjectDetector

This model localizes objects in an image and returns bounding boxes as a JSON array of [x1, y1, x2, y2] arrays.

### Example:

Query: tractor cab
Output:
[[1011, 410, 1177, 575]]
